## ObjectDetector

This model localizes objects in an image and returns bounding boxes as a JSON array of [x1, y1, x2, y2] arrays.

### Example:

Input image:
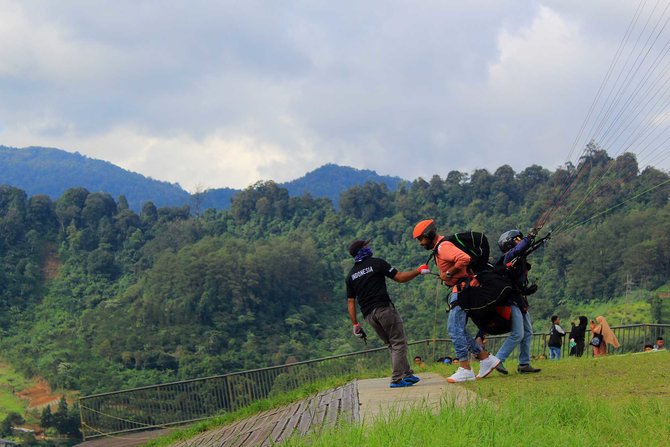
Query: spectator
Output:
[[653, 337, 664, 350], [643, 344, 654, 352], [548, 315, 565, 360], [589, 316, 620, 357], [413, 356, 427, 368], [568, 316, 588, 357]]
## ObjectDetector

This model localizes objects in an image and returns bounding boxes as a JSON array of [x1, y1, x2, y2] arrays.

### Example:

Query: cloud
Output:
[[0, 1, 666, 192]]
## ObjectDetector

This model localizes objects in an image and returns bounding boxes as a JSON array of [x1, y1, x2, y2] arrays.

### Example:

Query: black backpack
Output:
[[435, 231, 516, 327], [436, 231, 492, 274], [452, 270, 516, 315]]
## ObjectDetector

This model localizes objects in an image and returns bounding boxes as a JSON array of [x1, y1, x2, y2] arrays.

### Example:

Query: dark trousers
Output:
[[364, 305, 412, 382]]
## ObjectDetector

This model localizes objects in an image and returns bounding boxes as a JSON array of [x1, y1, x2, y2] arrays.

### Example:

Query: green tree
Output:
[[40, 405, 54, 428]]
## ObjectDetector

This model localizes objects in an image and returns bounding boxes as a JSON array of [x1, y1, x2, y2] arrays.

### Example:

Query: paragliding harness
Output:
[[477, 232, 552, 334], [428, 232, 517, 334]]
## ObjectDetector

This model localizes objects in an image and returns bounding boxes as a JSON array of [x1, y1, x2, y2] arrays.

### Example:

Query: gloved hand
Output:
[[521, 284, 538, 295], [353, 323, 365, 338], [528, 226, 542, 239], [418, 264, 431, 275]]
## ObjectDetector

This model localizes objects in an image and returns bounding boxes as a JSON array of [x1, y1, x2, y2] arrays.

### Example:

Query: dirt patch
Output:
[[16, 379, 64, 410], [42, 249, 61, 280]]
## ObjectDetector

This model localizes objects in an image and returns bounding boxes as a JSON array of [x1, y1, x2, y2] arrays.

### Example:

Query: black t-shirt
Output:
[[346, 257, 398, 318]]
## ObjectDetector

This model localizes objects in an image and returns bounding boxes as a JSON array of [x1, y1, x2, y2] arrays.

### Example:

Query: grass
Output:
[[143, 351, 669, 447], [562, 292, 654, 327], [0, 362, 34, 419], [284, 351, 669, 447]]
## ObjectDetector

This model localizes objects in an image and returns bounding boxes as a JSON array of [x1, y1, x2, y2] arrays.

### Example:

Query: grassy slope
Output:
[[0, 363, 34, 419], [285, 352, 669, 447], [562, 292, 654, 327]]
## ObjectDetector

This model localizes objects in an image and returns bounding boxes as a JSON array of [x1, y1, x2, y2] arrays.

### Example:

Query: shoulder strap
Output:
[[426, 237, 447, 266]]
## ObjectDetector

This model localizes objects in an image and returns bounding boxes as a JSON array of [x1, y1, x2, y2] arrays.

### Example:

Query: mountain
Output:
[[281, 163, 404, 206], [0, 145, 190, 211], [0, 146, 406, 211], [199, 163, 404, 210]]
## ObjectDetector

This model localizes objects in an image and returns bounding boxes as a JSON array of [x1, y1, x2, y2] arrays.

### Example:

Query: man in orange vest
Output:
[[413, 219, 500, 382]]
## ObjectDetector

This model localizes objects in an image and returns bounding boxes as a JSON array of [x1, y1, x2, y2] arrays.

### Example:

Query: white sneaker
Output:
[[447, 367, 476, 383], [476, 354, 501, 379]]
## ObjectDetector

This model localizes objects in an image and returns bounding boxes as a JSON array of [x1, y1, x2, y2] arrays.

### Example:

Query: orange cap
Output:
[[413, 219, 435, 239]]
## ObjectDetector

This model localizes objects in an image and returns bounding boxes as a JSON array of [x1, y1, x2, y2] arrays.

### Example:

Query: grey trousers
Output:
[[364, 305, 412, 382]]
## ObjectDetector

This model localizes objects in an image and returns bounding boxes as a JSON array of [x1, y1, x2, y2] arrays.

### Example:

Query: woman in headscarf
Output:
[[569, 316, 588, 357], [589, 316, 620, 357]]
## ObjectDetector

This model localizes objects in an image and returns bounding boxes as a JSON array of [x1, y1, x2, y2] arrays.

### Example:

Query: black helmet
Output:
[[498, 229, 523, 252]]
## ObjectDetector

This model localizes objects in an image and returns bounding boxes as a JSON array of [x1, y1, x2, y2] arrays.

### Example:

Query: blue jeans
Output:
[[495, 305, 533, 365], [549, 346, 561, 360], [447, 293, 482, 361]]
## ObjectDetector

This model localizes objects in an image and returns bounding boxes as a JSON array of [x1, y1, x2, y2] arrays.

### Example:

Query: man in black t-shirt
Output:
[[346, 239, 430, 388]]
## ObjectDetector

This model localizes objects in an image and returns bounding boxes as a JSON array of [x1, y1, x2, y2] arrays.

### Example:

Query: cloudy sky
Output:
[[1, 1, 669, 192]]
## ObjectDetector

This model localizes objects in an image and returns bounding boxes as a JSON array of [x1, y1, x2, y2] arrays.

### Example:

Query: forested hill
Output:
[[0, 147, 667, 395], [0, 145, 190, 211], [0, 146, 403, 212], [280, 163, 403, 207]]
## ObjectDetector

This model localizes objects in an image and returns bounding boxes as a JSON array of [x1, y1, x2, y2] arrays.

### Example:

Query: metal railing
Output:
[[405, 324, 667, 363], [79, 323, 667, 439]]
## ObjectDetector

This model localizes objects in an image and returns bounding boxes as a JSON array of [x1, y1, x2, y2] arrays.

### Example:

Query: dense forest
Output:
[[0, 147, 667, 395]]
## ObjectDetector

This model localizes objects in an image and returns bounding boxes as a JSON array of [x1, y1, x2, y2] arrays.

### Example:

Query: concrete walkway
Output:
[[357, 372, 479, 424]]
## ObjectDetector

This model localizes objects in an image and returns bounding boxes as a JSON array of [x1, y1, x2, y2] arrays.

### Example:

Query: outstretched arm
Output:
[[392, 264, 430, 283]]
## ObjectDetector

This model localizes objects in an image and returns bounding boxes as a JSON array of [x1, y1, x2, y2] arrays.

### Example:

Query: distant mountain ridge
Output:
[[0, 146, 190, 211], [280, 163, 403, 206], [0, 145, 405, 211]]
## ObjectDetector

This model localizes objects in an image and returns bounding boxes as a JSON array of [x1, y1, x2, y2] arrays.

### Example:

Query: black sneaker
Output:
[[517, 364, 541, 374], [495, 363, 509, 375]]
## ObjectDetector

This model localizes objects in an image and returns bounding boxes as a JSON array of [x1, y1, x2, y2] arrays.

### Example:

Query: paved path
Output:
[[75, 373, 479, 447], [357, 372, 479, 424]]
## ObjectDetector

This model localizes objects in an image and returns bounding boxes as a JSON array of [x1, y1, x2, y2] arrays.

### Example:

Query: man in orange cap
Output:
[[346, 238, 431, 388], [413, 219, 500, 382]]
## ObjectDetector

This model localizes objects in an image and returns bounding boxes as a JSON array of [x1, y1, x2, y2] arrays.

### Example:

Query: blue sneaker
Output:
[[403, 374, 420, 384], [389, 379, 414, 388]]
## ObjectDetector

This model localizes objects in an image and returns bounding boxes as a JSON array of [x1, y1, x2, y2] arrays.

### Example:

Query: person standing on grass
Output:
[[492, 229, 541, 375], [569, 316, 588, 357], [548, 315, 565, 360], [346, 238, 430, 388], [413, 219, 500, 383], [589, 316, 620, 357]]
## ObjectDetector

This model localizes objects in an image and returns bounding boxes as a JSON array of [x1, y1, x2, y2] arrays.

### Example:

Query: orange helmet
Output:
[[413, 219, 436, 239]]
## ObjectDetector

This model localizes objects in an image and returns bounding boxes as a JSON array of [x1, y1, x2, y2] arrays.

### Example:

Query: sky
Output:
[[1, 0, 669, 192]]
